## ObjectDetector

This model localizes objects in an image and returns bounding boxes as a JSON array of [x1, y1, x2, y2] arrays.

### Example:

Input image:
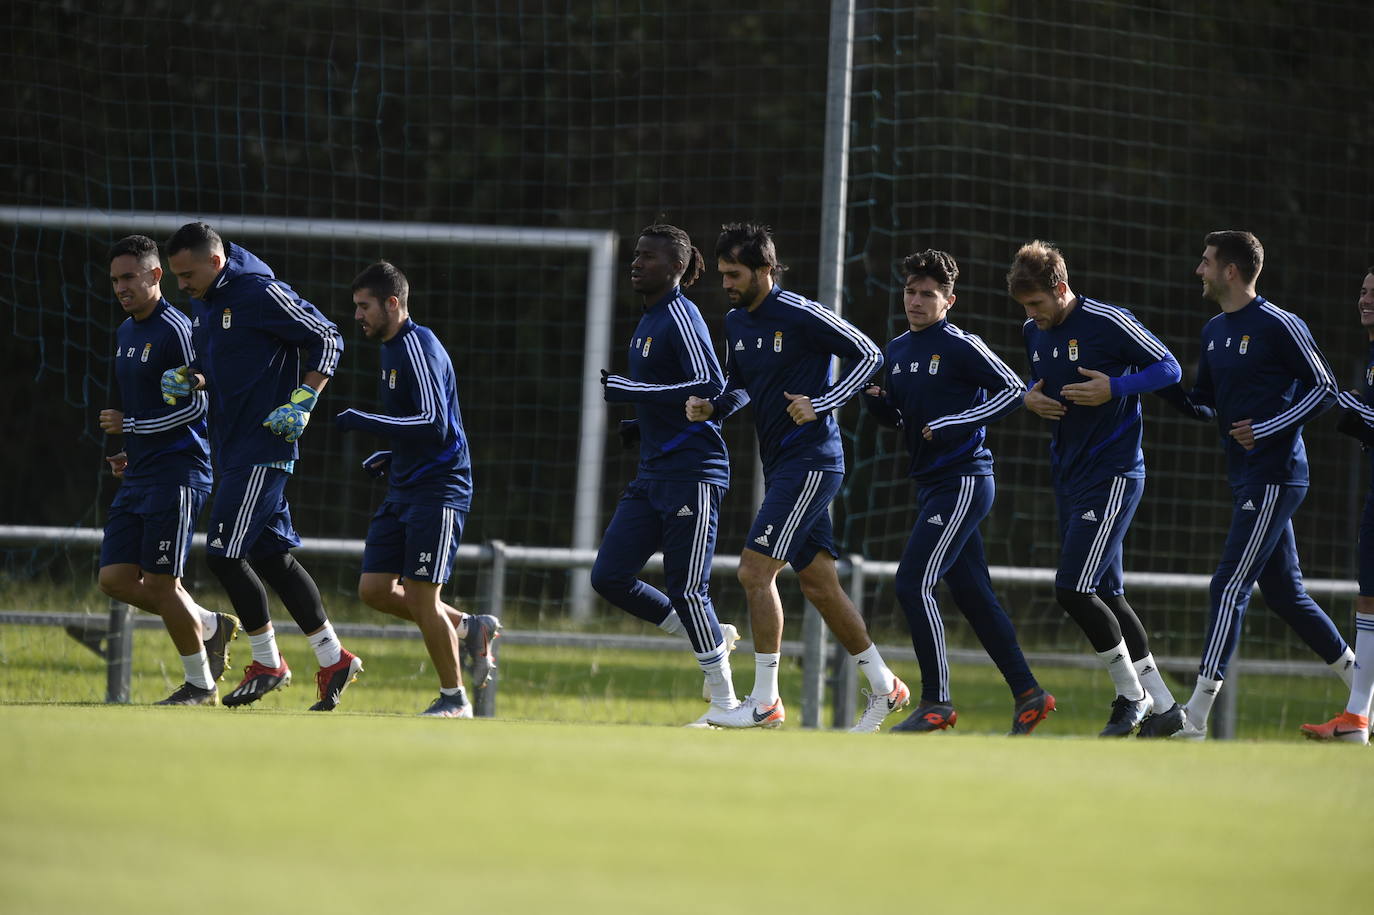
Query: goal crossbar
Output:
[[0, 206, 617, 619]]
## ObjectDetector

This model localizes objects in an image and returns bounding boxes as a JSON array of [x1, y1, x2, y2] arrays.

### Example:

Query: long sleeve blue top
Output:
[[602, 287, 730, 487], [113, 300, 211, 490], [864, 319, 1023, 485], [711, 286, 882, 476], [1023, 295, 1180, 494], [1190, 295, 1336, 487], [335, 319, 473, 510], [188, 243, 343, 471]]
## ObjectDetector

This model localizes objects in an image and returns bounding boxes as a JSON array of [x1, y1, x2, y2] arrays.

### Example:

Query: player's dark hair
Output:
[[715, 222, 786, 274], [1204, 230, 1264, 284], [1367, 264, 1374, 277], [638, 224, 704, 289], [351, 261, 409, 309], [901, 249, 959, 297], [1006, 240, 1068, 296], [108, 234, 160, 266], [164, 222, 224, 258]]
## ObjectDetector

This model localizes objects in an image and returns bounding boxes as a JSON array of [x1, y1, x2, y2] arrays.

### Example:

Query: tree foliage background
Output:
[[2, 1, 1371, 635]]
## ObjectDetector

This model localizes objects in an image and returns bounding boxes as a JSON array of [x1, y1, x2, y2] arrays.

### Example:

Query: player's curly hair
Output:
[[901, 249, 959, 296], [715, 222, 786, 274], [1006, 240, 1068, 296], [108, 234, 160, 266], [639, 224, 704, 289], [352, 261, 409, 309], [1204, 230, 1264, 284]]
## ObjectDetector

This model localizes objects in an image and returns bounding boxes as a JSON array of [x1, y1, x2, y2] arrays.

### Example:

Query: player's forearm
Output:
[[604, 375, 722, 405], [1250, 380, 1336, 440], [1109, 355, 1181, 398], [124, 392, 208, 434], [1337, 390, 1374, 424], [335, 407, 444, 443], [811, 351, 883, 413], [862, 393, 903, 429], [711, 388, 750, 420], [1153, 382, 1214, 422]]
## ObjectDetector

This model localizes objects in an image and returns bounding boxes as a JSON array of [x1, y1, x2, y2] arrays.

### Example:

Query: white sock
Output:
[[658, 610, 686, 637], [308, 622, 343, 667], [1346, 613, 1374, 719], [752, 652, 781, 704], [181, 650, 213, 689], [851, 642, 897, 694], [1330, 646, 1356, 688], [439, 684, 467, 703], [1097, 640, 1144, 700], [1186, 675, 1224, 725], [248, 629, 281, 668], [197, 607, 219, 639], [699, 653, 737, 706], [1134, 654, 1176, 709]]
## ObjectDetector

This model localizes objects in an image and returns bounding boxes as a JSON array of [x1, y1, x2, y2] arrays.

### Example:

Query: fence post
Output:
[[1213, 651, 1238, 739], [475, 540, 506, 718], [800, 601, 827, 728], [105, 598, 133, 704], [830, 555, 863, 728]]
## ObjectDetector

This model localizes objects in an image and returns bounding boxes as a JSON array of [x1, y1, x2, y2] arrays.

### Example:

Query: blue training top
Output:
[[1023, 295, 1180, 494], [864, 318, 1023, 485], [1190, 295, 1336, 487], [113, 299, 212, 490], [602, 287, 729, 488], [712, 285, 882, 475], [335, 319, 473, 510], [188, 243, 343, 471]]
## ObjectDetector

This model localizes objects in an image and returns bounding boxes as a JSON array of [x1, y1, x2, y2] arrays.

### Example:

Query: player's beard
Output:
[[732, 276, 762, 308]]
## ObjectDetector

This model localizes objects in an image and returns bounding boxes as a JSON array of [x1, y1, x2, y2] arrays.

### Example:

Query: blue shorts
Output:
[[205, 465, 301, 560], [1360, 487, 1374, 597], [100, 484, 208, 578], [361, 501, 466, 584], [745, 468, 841, 572], [1054, 475, 1142, 594]]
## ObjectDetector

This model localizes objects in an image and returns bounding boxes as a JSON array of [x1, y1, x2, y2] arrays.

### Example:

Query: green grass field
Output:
[[2, 706, 1370, 915], [1, 623, 1371, 914]]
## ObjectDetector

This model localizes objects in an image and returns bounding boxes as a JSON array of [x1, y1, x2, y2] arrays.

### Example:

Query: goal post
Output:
[[0, 205, 616, 619]]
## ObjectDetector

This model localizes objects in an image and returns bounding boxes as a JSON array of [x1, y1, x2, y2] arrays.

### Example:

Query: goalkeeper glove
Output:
[[361, 450, 393, 478], [262, 384, 319, 443], [161, 366, 192, 405]]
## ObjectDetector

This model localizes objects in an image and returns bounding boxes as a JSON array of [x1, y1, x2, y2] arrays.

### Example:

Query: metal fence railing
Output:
[[1, 525, 1354, 735]]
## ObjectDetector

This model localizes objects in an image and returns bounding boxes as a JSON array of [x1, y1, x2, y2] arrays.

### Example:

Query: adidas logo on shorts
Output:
[[677, 505, 693, 517], [1080, 510, 1098, 522], [926, 514, 944, 526], [754, 533, 770, 547], [156, 555, 170, 565], [1241, 499, 1256, 511], [209, 537, 224, 548], [415, 565, 429, 576]]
